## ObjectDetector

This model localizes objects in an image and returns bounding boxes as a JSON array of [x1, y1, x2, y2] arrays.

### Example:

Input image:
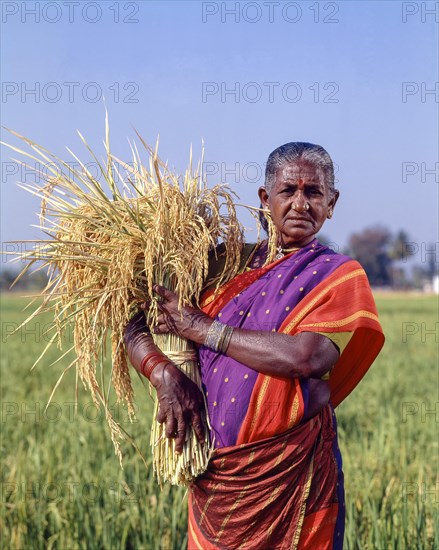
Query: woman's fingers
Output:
[[153, 312, 179, 334], [192, 408, 205, 444], [153, 284, 177, 303], [153, 322, 170, 334], [175, 414, 187, 454], [165, 410, 177, 439], [154, 366, 206, 452], [138, 285, 178, 314], [156, 402, 167, 424]]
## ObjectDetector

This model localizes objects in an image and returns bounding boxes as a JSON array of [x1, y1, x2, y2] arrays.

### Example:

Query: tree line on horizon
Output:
[[1, 225, 437, 292], [320, 226, 437, 290]]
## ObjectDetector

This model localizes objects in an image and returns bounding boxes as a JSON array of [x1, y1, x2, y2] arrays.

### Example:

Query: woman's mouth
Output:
[[285, 216, 310, 224]]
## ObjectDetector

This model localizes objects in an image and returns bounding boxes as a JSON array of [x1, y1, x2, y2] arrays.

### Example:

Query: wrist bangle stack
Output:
[[204, 320, 234, 354], [140, 352, 168, 379]]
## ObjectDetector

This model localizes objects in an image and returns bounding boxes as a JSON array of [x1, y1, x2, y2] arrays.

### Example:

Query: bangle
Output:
[[219, 324, 234, 353], [140, 352, 168, 379], [204, 320, 234, 354]]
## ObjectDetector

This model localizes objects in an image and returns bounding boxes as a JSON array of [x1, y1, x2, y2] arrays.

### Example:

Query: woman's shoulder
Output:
[[316, 242, 358, 267], [310, 243, 373, 284], [315, 244, 374, 291]]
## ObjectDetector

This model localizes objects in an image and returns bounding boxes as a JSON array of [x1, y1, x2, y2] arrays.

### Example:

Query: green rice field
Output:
[[1, 293, 438, 549]]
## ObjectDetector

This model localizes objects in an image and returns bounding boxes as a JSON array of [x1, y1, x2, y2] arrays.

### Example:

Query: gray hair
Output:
[[264, 142, 335, 194]]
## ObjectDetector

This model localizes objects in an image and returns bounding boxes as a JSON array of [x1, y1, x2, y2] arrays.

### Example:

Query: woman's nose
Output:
[[291, 192, 309, 212]]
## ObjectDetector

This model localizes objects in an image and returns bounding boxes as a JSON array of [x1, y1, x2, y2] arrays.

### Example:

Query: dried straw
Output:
[[1, 116, 244, 484]]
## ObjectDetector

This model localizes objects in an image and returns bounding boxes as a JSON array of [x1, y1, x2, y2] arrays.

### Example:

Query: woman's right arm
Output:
[[124, 312, 205, 453]]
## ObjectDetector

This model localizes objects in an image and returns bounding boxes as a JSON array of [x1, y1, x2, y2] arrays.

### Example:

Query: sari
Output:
[[188, 240, 384, 549]]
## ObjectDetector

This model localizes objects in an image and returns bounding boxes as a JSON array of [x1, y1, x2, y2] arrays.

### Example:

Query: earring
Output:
[[262, 209, 280, 266], [327, 208, 333, 219]]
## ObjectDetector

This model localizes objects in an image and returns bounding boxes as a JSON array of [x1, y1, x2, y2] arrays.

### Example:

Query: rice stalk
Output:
[[1, 119, 244, 484]]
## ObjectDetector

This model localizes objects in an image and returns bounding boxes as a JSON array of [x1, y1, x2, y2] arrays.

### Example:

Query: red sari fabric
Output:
[[189, 405, 340, 550], [189, 246, 384, 549]]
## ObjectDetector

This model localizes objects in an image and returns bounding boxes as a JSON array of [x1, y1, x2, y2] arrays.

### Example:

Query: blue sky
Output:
[[1, 0, 438, 261]]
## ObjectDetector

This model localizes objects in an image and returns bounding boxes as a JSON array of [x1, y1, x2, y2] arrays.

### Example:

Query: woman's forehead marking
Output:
[[280, 163, 319, 177], [279, 164, 323, 186]]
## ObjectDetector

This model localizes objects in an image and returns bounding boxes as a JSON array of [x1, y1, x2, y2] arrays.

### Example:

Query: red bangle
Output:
[[141, 352, 164, 368], [140, 352, 168, 379]]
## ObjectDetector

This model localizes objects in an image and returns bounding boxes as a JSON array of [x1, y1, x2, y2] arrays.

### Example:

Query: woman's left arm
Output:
[[151, 285, 339, 380]]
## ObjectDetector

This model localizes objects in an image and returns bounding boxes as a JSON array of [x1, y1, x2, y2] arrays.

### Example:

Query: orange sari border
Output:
[[237, 259, 384, 441], [279, 260, 384, 408]]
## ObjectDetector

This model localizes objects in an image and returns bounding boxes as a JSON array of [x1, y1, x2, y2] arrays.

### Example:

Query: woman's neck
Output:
[[247, 240, 303, 270]]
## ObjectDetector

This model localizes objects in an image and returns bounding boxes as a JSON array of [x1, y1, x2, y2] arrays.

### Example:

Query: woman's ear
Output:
[[258, 186, 269, 208], [326, 189, 339, 219], [328, 189, 340, 210]]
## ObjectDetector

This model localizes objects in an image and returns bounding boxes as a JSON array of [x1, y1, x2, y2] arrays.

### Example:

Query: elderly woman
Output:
[[125, 142, 384, 549]]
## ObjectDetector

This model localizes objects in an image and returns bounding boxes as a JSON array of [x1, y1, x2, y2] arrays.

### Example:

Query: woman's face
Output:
[[258, 161, 339, 248]]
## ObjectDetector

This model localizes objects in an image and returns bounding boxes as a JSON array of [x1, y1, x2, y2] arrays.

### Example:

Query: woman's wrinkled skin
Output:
[[124, 159, 340, 449], [258, 161, 338, 248]]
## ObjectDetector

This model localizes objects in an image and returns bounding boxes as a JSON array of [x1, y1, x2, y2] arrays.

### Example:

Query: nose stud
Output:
[[292, 202, 310, 211]]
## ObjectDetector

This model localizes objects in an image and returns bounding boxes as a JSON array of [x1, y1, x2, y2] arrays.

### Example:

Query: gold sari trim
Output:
[[214, 485, 252, 543], [189, 515, 205, 550], [284, 268, 365, 333], [237, 531, 253, 549], [300, 512, 337, 536], [264, 437, 289, 543], [247, 375, 270, 435], [288, 392, 300, 427], [199, 482, 223, 527], [247, 448, 257, 468], [291, 448, 315, 550], [200, 289, 221, 308], [264, 437, 289, 542], [301, 309, 380, 329]]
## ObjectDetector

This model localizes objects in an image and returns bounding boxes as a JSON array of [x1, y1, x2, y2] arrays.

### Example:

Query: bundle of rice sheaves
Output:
[[2, 119, 244, 485]]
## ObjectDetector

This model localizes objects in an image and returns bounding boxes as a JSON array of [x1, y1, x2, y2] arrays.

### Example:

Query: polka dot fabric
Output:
[[199, 239, 351, 448]]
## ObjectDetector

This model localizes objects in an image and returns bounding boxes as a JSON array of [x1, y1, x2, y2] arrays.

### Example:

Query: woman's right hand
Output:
[[303, 379, 331, 421], [150, 362, 206, 453], [124, 309, 206, 452]]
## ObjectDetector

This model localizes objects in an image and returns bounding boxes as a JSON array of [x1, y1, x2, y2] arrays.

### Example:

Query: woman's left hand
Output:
[[145, 284, 212, 344]]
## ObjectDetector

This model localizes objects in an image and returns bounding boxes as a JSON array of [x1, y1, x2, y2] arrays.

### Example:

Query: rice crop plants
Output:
[[338, 295, 438, 550], [1, 115, 244, 485], [1, 282, 437, 547]]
